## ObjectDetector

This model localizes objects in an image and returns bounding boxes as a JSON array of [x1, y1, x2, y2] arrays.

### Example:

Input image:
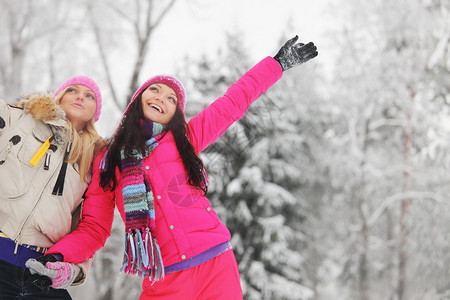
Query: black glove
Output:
[[35, 254, 59, 264], [26, 254, 60, 291], [29, 273, 53, 291], [273, 35, 318, 71]]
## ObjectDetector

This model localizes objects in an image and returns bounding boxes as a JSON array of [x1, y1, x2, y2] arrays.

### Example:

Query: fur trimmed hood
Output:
[[17, 93, 67, 127]]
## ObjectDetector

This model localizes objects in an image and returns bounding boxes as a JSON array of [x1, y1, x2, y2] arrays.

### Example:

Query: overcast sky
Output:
[[145, 0, 337, 74]]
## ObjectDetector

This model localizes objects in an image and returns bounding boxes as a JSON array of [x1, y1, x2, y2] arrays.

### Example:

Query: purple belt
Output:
[[0, 235, 47, 268], [165, 241, 232, 274]]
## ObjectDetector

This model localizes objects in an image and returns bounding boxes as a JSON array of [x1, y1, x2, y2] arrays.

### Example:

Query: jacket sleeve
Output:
[[72, 257, 94, 286], [47, 150, 116, 264], [0, 98, 10, 133], [0, 98, 23, 135], [187, 56, 282, 153]]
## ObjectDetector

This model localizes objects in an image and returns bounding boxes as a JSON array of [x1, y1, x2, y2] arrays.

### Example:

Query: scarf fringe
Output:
[[99, 150, 108, 170], [121, 228, 165, 281]]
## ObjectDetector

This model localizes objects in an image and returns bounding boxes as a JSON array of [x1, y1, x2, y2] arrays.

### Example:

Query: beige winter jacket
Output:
[[0, 94, 92, 285]]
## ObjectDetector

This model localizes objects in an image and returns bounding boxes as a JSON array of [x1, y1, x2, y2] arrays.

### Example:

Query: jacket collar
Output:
[[17, 93, 67, 128]]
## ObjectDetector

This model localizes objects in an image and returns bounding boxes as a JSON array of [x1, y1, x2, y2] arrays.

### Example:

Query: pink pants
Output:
[[140, 249, 243, 300]]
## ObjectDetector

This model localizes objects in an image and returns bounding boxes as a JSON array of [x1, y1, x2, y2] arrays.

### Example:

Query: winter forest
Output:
[[1, 0, 449, 299]]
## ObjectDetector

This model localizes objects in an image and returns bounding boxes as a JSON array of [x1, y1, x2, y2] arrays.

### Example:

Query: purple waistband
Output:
[[0, 236, 46, 268], [165, 241, 232, 274]]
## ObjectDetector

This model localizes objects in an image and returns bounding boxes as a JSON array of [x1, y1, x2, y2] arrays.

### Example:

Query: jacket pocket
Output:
[[0, 126, 54, 199], [17, 126, 52, 166]]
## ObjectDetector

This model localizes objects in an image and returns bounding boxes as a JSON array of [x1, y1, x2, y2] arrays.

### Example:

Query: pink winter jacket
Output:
[[48, 56, 282, 267]]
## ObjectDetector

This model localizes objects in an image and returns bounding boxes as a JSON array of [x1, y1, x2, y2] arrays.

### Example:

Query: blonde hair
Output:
[[67, 119, 102, 181], [55, 88, 103, 182]]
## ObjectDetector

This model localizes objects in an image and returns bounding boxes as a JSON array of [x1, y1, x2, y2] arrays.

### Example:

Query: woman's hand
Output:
[[273, 35, 318, 71], [26, 255, 80, 290]]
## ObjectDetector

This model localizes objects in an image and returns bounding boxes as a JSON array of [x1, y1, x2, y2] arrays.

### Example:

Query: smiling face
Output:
[[141, 83, 178, 125], [59, 85, 97, 131]]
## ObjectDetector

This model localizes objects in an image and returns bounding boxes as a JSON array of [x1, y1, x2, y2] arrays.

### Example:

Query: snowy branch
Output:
[[368, 118, 407, 130], [367, 191, 444, 227], [87, 2, 122, 110], [427, 31, 450, 70]]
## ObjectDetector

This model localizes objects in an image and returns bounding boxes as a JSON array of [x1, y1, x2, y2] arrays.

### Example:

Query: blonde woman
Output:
[[0, 76, 104, 299]]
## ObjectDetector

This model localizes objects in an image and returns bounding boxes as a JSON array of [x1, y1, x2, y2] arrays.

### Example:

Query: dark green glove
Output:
[[273, 35, 318, 71]]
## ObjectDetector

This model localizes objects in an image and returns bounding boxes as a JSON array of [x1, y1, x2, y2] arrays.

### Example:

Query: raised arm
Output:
[[188, 36, 318, 153]]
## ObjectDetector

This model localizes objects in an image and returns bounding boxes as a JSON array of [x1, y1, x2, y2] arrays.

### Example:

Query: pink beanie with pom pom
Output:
[[126, 75, 186, 116]]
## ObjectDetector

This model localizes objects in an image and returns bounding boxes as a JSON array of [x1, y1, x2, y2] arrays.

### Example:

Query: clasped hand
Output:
[[25, 255, 79, 290]]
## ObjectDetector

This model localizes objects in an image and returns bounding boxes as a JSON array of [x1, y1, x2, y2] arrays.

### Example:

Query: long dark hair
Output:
[[99, 95, 207, 195]]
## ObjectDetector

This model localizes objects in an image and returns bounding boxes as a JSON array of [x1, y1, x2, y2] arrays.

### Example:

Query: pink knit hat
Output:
[[126, 75, 186, 116], [54, 76, 102, 122]]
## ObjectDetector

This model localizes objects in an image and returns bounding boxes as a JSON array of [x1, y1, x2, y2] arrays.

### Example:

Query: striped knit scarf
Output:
[[120, 120, 166, 280]]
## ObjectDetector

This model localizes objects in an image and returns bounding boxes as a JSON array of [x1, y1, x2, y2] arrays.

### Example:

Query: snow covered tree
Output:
[[322, 0, 450, 299], [0, 0, 76, 101], [85, 0, 179, 109]]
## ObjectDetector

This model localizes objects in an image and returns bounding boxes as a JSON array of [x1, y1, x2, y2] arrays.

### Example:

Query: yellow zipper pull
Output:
[[29, 134, 54, 166]]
